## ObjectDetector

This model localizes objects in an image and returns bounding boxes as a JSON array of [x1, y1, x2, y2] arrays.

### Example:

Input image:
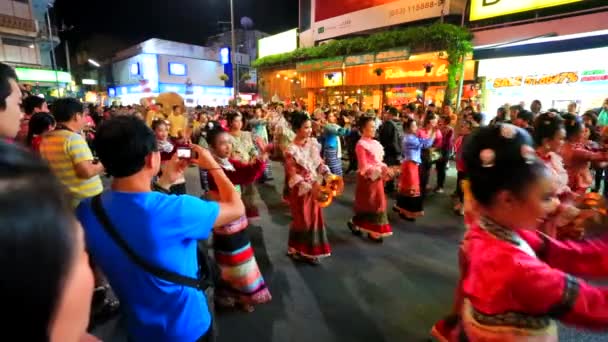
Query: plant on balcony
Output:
[[240, 73, 252, 81], [219, 73, 229, 81]]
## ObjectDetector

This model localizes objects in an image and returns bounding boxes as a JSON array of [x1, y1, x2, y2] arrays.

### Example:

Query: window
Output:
[[3, 38, 33, 47], [168, 62, 187, 76], [130, 62, 140, 76]]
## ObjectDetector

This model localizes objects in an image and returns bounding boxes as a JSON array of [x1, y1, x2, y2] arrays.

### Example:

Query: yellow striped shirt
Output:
[[39, 129, 103, 207]]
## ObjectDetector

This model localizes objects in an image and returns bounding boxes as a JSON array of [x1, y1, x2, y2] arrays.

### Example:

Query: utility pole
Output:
[[46, 8, 59, 93], [230, 0, 238, 104]]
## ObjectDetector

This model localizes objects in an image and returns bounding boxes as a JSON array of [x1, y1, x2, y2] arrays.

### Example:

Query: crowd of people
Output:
[[3, 56, 608, 341]]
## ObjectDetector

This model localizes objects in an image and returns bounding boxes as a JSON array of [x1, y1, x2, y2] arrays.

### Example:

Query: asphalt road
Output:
[[94, 162, 608, 342]]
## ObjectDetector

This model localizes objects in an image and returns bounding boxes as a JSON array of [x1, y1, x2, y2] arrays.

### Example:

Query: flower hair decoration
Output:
[[480, 149, 496, 168]]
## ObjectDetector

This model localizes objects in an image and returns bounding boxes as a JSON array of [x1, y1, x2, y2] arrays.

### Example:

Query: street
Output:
[[95, 162, 608, 342]]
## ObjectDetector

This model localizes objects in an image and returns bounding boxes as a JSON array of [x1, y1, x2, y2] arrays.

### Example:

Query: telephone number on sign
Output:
[[389, 2, 439, 17]]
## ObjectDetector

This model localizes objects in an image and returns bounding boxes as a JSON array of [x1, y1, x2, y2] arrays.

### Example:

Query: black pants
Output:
[[435, 158, 448, 189], [384, 154, 400, 193], [456, 171, 467, 203], [420, 161, 433, 200]]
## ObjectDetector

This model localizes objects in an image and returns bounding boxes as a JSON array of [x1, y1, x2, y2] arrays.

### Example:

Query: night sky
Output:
[[53, 0, 298, 58]]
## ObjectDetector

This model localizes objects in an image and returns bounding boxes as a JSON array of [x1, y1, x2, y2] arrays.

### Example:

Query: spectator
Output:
[[0, 140, 97, 342], [17, 95, 48, 143], [26, 112, 55, 152], [39, 98, 104, 207], [567, 102, 578, 115], [378, 107, 403, 193], [0, 63, 22, 139], [77, 116, 244, 342], [530, 99, 542, 118], [597, 98, 608, 127]]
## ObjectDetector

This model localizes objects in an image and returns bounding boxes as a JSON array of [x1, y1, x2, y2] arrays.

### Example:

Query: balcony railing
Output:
[[0, 14, 36, 32]]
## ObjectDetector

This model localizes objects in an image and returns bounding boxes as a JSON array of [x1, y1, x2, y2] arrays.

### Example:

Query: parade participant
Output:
[[348, 115, 393, 241], [152, 119, 187, 195], [168, 105, 188, 142], [322, 110, 349, 176], [435, 115, 454, 194], [394, 118, 435, 221], [226, 111, 261, 218], [285, 112, 332, 264], [26, 112, 55, 152], [419, 113, 443, 196], [452, 120, 473, 216], [378, 107, 403, 193], [249, 107, 273, 181], [561, 114, 608, 195], [445, 124, 608, 341], [205, 128, 272, 312]]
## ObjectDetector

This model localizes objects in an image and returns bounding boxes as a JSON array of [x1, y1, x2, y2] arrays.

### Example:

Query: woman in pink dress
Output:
[[561, 114, 608, 195], [348, 116, 393, 242], [285, 112, 332, 264]]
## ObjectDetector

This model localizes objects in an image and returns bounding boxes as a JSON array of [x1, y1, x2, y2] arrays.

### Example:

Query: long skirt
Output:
[[213, 215, 272, 305], [242, 184, 259, 218], [395, 161, 424, 219], [352, 174, 392, 238], [288, 189, 331, 259], [323, 147, 343, 176]]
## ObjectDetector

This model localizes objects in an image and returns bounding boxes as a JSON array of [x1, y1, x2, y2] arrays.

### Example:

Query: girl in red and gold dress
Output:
[[437, 124, 608, 341], [348, 116, 394, 242], [285, 112, 332, 264]]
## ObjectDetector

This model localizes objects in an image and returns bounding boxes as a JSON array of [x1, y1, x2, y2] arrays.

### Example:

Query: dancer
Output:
[[561, 114, 608, 195], [250, 107, 273, 181], [437, 124, 608, 341], [226, 111, 260, 218], [285, 112, 332, 264], [152, 119, 187, 195], [348, 116, 393, 242], [206, 128, 272, 312], [394, 118, 436, 221], [452, 120, 473, 216], [321, 110, 349, 176]]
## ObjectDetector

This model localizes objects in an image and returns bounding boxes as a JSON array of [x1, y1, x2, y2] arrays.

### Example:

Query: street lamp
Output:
[[88, 59, 100, 68]]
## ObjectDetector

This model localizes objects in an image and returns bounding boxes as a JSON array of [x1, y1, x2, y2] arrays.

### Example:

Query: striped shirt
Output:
[[40, 129, 103, 207]]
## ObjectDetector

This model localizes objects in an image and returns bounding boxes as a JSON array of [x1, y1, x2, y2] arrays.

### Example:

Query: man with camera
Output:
[[77, 116, 244, 342]]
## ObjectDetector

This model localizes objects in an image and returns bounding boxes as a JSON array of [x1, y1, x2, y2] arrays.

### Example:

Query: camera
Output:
[[176, 147, 193, 159]]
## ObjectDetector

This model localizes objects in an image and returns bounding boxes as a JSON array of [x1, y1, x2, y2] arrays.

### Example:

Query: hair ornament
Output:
[[480, 149, 496, 168]]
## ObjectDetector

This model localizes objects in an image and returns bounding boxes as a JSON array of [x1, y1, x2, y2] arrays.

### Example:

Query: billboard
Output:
[[313, 0, 452, 41], [470, 0, 583, 21], [258, 28, 298, 59]]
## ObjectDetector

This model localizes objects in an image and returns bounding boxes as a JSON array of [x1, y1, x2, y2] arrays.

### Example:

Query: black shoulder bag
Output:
[[91, 194, 218, 291]]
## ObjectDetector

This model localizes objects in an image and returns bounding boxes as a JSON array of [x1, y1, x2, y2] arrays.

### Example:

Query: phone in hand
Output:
[[176, 147, 193, 159]]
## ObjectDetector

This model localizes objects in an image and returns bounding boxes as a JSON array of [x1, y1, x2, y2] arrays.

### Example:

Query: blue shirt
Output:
[[401, 133, 435, 164], [77, 191, 219, 342], [322, 123, 349, 149]]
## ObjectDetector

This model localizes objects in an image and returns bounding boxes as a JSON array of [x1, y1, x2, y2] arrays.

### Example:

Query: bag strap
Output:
[[91, 194, 203, 290]]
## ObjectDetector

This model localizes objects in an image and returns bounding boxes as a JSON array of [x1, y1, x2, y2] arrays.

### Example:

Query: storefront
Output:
[[295, 50, 476, 110], [477, 47, 608, 116], [16, 67, 74, 98]]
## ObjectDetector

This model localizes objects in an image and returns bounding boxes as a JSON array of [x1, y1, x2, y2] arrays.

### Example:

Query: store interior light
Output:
[[284, 77, 288, 80], [28, 44, 34, 49], [88, 59, 100, 67], [368, 64, 373, 67], [276, 74, 281, 78]]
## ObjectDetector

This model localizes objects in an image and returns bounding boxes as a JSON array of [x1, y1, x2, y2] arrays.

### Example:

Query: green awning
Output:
[[15, 67, 72, 83]]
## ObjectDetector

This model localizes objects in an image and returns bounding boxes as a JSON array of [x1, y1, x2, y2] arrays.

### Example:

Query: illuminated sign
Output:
[[130, 63, 140, 76], [168, 62, 187, 76], [297, 57, 343, 72], [108, 88, 116, 97], [258, 28, 297, 59], [15, 68, 72, 83], [323, 72, 343, 87], [159, 83, 233, 96], [82, 79, 98, 85], [220, 47, 230, 65], [489, 70, 604, 89], [470, 0, 583, 21]]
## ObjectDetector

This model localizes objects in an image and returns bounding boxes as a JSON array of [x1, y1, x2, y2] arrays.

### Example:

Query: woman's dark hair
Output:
[[206, 127, 228, 147], [533, 112, 564, 146], [562, 113, 583, 140], [0, 62, 17, 111], [586, 124, 600, 142], [463, 124, 547, 206], [423, 112, 437, 127], [0, 140, 76, 341], [95, 116, 157, 178], [356, 115, 375, 130], [290, 112, 310, 130], [26, 112, 55, 146], [582, 111, 598, 127], [226, 111, 242, 128], [22, 95, 46, 115], [404, 117, 417, 132], [496, 107, 507, 119], [151, 119, 167, 131]]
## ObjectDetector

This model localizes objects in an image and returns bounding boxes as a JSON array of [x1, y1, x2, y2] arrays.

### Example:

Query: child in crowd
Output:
[[152, 119, 187, 195], [26, 112, 55, 153], [433, 123, 608, 341]]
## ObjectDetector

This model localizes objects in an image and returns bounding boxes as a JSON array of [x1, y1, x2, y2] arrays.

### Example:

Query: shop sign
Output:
[[296, 57, 343, 72], [375, 48, 411, 63], [15, 67, 72, 84], [384, 63, 449, 80], [470, 0, 583, 21], [491, 71, 586, 88], [323, 72, 343, 87], [345, 54, 375, 66], [581, 69, 608, 82]]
